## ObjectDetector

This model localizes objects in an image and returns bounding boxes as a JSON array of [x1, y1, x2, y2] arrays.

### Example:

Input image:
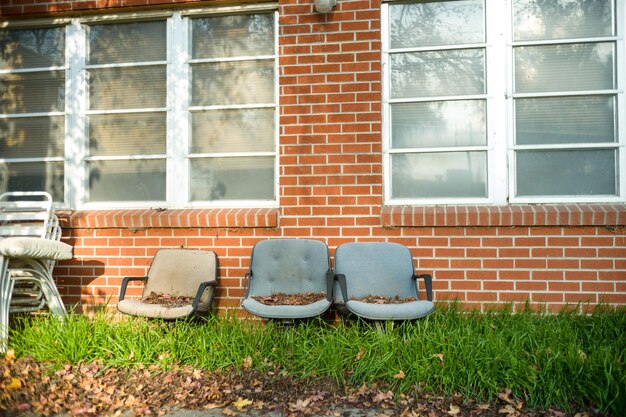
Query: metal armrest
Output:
[[119, 276, 148, 301], [335, 273, 348, 303], [243, 271, 252, 298], [192, 280, 217, 309], [325, 270, 334, 301], [413, 274, 433, 302]]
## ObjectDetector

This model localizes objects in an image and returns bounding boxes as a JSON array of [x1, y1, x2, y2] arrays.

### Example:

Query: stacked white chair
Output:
[[0, 192, 72, 352]]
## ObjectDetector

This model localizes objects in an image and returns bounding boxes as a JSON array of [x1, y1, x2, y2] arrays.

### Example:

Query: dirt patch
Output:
[[252, 292, 326, 306], [351, 295, 417, 304], [142, 292, 194, 308], [0, 354, 610, 417]]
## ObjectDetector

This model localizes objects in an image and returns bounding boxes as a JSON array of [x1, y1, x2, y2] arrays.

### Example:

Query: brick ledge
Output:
[[381, 204, 626, 228], [58, 208, 279, 229]]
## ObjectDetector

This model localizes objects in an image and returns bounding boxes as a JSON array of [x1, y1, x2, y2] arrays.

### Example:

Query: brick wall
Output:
[[3, 0, 626, 314]]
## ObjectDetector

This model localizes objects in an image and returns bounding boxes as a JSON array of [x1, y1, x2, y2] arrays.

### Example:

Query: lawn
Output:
[[2, 304, 625, 416]]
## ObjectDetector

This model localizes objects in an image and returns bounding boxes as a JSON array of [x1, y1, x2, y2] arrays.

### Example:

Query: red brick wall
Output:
[[3, 0, 626, 314]]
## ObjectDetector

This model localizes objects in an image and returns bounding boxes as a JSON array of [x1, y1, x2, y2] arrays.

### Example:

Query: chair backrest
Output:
[[0, 192, 54, 239], [248, 239, 330, 297], [143, 249, 217, 300], [334, 242, 416, 300]]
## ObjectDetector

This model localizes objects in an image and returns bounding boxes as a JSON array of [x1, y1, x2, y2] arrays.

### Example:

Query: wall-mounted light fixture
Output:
[[314, 0, 336, 13]]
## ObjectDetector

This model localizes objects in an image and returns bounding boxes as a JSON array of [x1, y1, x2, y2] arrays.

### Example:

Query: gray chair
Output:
[[334, 242, 434, 320], [117, 249, 218, 319], [241, 239, 333, 320]]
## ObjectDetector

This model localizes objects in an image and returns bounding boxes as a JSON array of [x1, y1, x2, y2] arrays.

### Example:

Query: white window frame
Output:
[[382, 0, 626, 206], [1, 6, 279, 210]]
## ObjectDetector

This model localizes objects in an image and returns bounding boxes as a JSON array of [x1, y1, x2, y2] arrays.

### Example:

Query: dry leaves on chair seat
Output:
[[252, 292, 326, 306], [142, 291, 194, 308], [350, 295, 417, 304]]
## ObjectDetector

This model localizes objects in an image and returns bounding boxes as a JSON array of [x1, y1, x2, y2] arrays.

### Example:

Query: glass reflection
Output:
[[191, 60, 274, 106], [88, 21, 166, 65], [515, 43, 614, 93], [88, 113, 166, 157], [391, 49, 485, 98], [513, 0, 613, 41], [392, 152, 487, 199], [88, 66, 166, 110], [190, 157, 274, 201], [192, 14, 274, 59], [515, 96, 615, 145], [389, 0, 484, 49], [0, 28, 65, 70], [392, 100, 486, 149], [0, 162, 64, 201], [88, 159, 166, 202], [191, 109, 274, 154], [516, 149, 616, 196], [0, 71, 65, 114], [0, 116, 64, 158]]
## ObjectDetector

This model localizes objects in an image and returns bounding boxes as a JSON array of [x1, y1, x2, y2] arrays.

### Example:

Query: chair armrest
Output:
[[335, 273, 348, 303], [119, 276, 148, 301], [325, 270, 334, 301], [243, 271, 252, 298], [413, 274, 433, 302], [192, 280, 218, 309]]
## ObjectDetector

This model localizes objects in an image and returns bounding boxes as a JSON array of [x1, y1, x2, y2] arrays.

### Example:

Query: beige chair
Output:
[[117, 249, 218, 319]]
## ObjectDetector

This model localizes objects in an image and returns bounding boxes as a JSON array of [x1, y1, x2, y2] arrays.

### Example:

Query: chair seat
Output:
[[0, 237, 73, 261], [345, 299, 435, 320], [117, 299, 209, 319], [242, 297, 331, 319]]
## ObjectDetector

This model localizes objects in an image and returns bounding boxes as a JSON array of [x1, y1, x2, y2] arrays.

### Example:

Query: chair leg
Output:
[[0, 256, 15, 353]]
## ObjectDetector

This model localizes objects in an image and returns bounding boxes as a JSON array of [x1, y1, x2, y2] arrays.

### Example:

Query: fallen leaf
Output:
[[433, 353, 444, 364], [6, 377, 22, 390], [232, 397, 253, 410], [222, 409, 237, 416], [448, 404, 460, 415], [498, 405, 517, 415], [242, 356, 252, 369], [354, 347, 366, 362], [394, 370, 406, 379], [4, 348, 16, 362]]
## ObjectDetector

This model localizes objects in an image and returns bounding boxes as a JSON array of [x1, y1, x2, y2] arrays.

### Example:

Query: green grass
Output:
[[8, 305, 626, 415]]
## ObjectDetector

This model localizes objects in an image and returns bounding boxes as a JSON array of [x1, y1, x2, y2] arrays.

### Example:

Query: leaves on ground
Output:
[[252, 292, 326, 306], [0, 356, 611, 417], [141, 292, 194, 308], [350, 295, 417, 304]]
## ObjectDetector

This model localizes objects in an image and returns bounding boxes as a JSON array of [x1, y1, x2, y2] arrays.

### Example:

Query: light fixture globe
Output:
[[314, 0, 336, 13]]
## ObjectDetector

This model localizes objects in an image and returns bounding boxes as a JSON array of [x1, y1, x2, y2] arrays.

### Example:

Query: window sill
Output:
[[58, 208, 279, 229], [381, 204, 626, 228]]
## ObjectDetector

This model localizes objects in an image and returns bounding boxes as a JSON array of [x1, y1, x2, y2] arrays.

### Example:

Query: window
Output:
[[383, 0, 624, 204], [0, 27, 66, 201], [0, 8, 278, 209]]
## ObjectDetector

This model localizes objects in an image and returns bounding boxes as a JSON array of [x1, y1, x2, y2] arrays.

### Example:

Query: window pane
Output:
[[389, 0, 484, 49], [516, 149, 616, 196], [391, 152, 487, 199], [0, 161, 64, 201], [88, 159, 166, 202], [392, 100, 486, 149], [0, 27, 65, 70], [513, 0, 614, 41], [190, 157, 274, 201], [516, 96, 615, 145], [0, 71, 65, 113], [191, 14, 274, 59], [514, 43, 615, 93], [88, 66, 166, 110], [390, 49, 485, 98], [0, 116, 64, 158], [88, 113, 166, 156], [191, 109, 274, 154], [191, 60, 274, 106], [87, 21, 166, 65]]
